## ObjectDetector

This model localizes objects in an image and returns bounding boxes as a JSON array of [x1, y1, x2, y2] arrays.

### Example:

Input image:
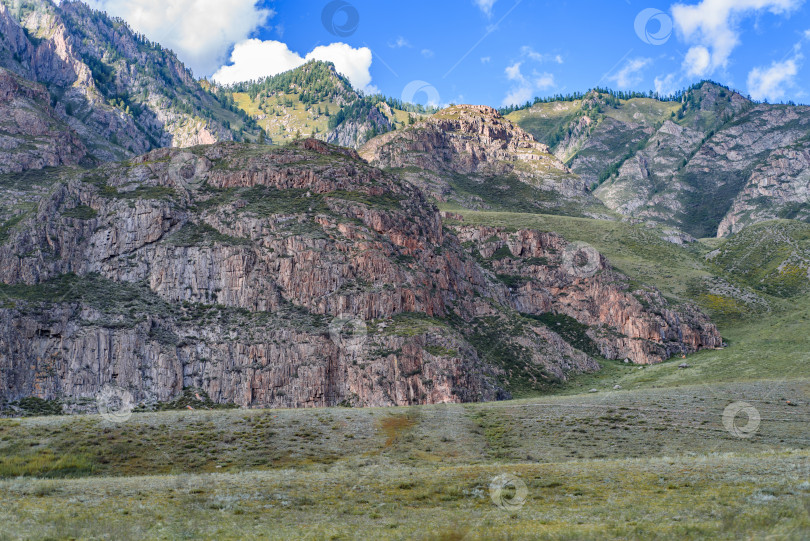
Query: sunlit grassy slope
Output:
[[0, 379, 808, 539]]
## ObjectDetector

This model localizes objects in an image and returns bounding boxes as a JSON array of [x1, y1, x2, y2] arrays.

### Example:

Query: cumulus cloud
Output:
[[505, 62, 523, 81], [307, 43, 374, 92], [421, 49, 435, 58], [608, 58, 652, 89], [501, 62, 555, 106], [747, 57, 800, 101], [671, 0, 802, 77], [84, 0, 273, 76], [212, 40, 374, 93]]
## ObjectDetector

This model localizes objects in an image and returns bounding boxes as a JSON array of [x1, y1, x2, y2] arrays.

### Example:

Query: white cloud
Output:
[[534, 72, 555, 89], [682, 46, 712, 77], [502, 86, 534, 107], [672, 0, 802, 77], [388, 36, 411, 49], [481, 56, 492, 64], [474, 0, 496, 17], [608, 58, 652, 89], [212, 40, 374, 93], [520, 46, 564, 64], [654, 73, 680, 96], [505, 62, 523, 81], [421, 49, 435, 58], [84, 0, 272, 76], [501, 62, 555, 106], [307, 43, 374, 92], [747, 57, 800, 101]]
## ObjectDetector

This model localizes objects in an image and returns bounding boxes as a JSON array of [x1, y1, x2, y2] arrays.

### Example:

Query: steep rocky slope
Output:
[[361, 105, 606, 217], [0, 66, 86, 172], [0, 140, 720, 410], [0, 0, 261, 171], [508, 83, 810, 238]]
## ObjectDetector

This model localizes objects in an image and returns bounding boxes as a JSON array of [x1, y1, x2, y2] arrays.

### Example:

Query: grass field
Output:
[[0, 380, 809, 540]]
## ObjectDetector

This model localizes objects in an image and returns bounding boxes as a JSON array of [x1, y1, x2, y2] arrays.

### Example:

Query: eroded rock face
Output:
[[325, 103, 393, 149], [586, 85, 810, 238], [360, 105, 602, 216], [0, 141, 720, 410], [0, 66, 86, 173], [718, 142, 810, 236], [454, 227, 722, 364], [0, 0, 247, 173]]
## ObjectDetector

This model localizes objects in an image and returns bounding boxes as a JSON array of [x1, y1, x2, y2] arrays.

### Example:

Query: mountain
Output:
[[227, 60, 423, 148], [227, 60, 418, 148], [0, 139, 720, 410], [507, 82, 810, 238], [360, 104, 607, 218], [0, 0, 262, 172]]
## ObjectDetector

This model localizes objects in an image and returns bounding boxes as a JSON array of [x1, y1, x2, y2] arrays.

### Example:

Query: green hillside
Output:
[[226, 60, 429, 146]]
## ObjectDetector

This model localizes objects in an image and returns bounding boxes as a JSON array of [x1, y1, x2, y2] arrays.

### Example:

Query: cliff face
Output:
[[454, 227, 722, 363], [0, 66, 87, 173], [509, 83, 810, 238], [0, 140, 720, 410], [360, 105, 606, 218], [0, 0, 258, 173]]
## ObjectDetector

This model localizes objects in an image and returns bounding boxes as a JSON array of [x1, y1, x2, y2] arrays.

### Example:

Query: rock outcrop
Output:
[[361, 105, 605, 217], [0, 66, 86, 173], [0, 0, 259, 173], [454, 227, 722, 363], [0, 141, 721, 411], [509, 82, 810, 237]]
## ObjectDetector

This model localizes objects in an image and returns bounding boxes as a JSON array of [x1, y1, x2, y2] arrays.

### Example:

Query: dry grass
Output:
[[0, 381, 809, 538]]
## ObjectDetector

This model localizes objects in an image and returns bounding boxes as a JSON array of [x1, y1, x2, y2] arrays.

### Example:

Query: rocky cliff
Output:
[[508, 82, 810, 238], [0, 140, 720, 411], [361, 105, 606, 218], [0, 66, 87, 173], [0, 0, 261, 172]]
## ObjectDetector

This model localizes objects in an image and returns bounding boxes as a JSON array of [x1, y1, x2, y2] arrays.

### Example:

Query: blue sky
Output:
[[87, 0, 810, 106]]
